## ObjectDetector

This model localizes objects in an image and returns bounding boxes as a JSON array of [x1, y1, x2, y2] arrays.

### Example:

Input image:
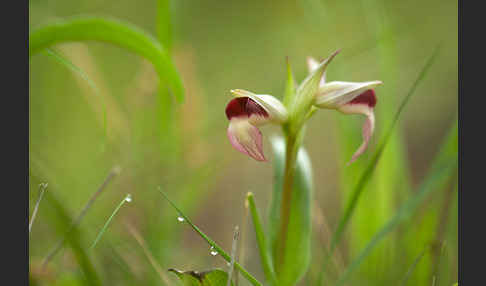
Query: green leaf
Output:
[[246, 193, 277, 285], [29, 16, 184, 102], [169, 269, 234, 286], [268, 137, 313, 286], [335, 120, 457, 286]]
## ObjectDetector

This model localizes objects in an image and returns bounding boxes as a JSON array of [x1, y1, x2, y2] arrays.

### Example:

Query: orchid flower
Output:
[[225, 50, 382, 164], [307, 57, 382, 164], [225, 89, 288, 161]]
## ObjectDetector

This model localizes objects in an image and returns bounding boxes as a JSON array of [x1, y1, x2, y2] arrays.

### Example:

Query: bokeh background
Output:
[[29, 0, 458, 285]]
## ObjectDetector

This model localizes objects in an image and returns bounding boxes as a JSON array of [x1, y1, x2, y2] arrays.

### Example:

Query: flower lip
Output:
[[349, 89, 377, 108], [226, 97, 269, 120]]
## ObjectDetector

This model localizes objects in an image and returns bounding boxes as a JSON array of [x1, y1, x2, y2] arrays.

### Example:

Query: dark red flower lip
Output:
[[225, 97, 269, 120], [349, 89, 377, 108]]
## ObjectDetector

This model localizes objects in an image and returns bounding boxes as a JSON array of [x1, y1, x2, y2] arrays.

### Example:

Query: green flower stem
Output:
[[275, 125, 302, 271]]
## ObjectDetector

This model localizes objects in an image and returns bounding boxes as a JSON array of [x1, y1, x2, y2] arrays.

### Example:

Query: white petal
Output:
[[231, 89, 288, 123], [314, 81, 382, 109]]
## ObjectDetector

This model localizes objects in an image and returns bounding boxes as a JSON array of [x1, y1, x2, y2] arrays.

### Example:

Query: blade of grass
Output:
[[30, 179, 102, 286], [158, 189, 263, 286], [43, 48, 107, 148], [42, 166, 120, 268], [335, 120, 457, 286], [246, 192, 277, 285], [90, 194, 132, 250], [29, 183, 48, 235], [29, 16, 184, 102], [400, 245, 430, 286], [125, 221, 174, 286], [329, 44, 442, 254], [317, 45, 442, 285], [336, 159, 457, 286]]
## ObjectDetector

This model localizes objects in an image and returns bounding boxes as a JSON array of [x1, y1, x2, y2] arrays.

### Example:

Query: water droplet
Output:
[[125, 194, 132, 202], [210, 246, 218, 256], [177, 216, 185, 222]]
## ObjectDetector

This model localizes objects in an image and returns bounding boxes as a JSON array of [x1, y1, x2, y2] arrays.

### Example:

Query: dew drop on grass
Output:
[[177, 216, 185, 222], [210, 246, 218, 256], [125, 194, 132, 202]]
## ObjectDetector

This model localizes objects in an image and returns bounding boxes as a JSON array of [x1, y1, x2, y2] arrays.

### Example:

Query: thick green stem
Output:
[[275, 128, 300, 271]]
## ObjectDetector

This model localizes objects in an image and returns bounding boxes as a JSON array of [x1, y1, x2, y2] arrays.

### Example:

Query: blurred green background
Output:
[[29, 0, 457, 285]]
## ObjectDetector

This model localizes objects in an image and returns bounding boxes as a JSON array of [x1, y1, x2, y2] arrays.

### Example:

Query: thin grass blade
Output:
[[246, 192, 277, 285], [158, 189, 262, 286], [90, 194, 131, 250], [29, 183, 48, 235], [335, 120, 457, 286], [43, 48, 108, 147], [125, 222, 174, 285], [400, 245, 430, 286], [41, 187, 102, 286], [42, 166, 120, 267], [328, 44, 442, 255]]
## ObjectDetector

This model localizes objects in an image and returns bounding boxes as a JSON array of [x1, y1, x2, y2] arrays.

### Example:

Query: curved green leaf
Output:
[[269, 137, 313, 286], [29, 16, 184, 102]]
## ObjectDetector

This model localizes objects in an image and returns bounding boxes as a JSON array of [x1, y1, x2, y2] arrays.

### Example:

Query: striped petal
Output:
[[314, 80, 382, 109]]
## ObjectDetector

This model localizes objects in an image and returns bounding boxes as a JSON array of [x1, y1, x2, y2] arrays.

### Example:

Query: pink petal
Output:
[[346, 111, 375, 165], [338, 89, 377, 165], [227, 119, 266, 162]]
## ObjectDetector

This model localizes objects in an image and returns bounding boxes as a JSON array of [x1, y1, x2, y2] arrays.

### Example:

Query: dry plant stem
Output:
[[227, 226, 240, 286], [236, 204, 249, 286], [29, 183, 48, 235], [125, 221, 173, 286], [42, 167, 119, 268], [276, 130, 299, 270]]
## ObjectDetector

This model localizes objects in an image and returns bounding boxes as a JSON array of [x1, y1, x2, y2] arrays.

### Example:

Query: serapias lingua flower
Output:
[[225, 50, 382, 164], [225, 89, 288, 161], [307, 56, 382, 164]]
